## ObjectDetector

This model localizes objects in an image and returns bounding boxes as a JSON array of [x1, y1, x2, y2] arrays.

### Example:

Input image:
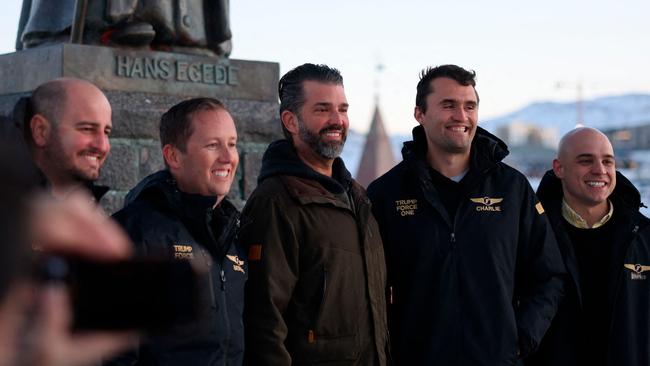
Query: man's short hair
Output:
[[278, 63, 343, 139], [415, 64, 478, 114], [22, 81, 69, 144], [159, 97, 227, 152]]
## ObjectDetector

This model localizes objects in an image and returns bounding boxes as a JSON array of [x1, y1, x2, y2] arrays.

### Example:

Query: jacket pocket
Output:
[[291, 333, 360, 364], [288, 264, 362, 364], [311, 264, 329, 332]]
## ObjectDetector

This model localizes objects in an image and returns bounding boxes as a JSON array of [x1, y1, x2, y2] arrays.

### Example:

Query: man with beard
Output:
[[367, 65, 565, 365], [239, 63, 388, 365], [20, 78, 112, 201]]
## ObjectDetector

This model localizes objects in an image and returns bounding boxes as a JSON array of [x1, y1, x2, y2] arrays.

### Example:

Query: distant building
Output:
[[356, 104, 396, 187], [603, 123, 650, 151], [491, 121, 558, 178], [503, 145, 557, 179], [495, 121, 558, 149]]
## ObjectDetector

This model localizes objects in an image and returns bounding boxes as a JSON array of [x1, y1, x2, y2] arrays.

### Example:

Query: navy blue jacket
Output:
[[109, 170, 246, 366], [526, 170, 650, 366], [368, 126, 565, 365]]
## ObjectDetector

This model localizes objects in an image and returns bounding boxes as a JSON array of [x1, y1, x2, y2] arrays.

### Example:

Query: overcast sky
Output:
[[2, 0, 650, 135]]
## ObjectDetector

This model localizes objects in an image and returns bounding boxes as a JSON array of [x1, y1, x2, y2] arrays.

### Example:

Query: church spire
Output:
[[356, 103, 396, 187]]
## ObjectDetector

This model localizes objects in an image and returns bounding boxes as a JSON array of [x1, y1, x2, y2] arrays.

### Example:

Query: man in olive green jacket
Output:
[[240, 63, 388, 366]]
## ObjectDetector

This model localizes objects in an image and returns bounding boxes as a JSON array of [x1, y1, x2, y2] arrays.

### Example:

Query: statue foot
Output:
[[111, 22, 155, 47]]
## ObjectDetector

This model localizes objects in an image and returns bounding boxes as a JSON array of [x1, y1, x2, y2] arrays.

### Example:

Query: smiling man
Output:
[[23, 78, 112, 200], [527, 127, 650, 366], [239, 63, 388, 365], [109, 98, 245, 366], [367, 64, 565, 365]]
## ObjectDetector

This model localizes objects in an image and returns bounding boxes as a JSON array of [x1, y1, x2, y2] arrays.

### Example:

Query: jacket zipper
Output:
[[220, 265, 230, 366], [208, 209, 238, 366], [203, 248, 217, 309]]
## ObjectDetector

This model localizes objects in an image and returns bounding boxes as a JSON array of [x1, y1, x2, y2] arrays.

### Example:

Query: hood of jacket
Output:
[[401, 125, 510, 190], [537, 169, 643, 214], [257, 139, 353, 194], [402, 125, 509, 168]]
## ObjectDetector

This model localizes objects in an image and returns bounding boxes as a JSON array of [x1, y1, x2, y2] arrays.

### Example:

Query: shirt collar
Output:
[[561, 198, 614, 229]]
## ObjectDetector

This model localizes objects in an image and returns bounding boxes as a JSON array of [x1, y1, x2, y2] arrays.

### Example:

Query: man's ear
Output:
[[414, 106, 424, 125], [281, 110, 299, 135], [162, 144, 182, 170], [552, 158, 563, 179], [30, 114, 51, 147]]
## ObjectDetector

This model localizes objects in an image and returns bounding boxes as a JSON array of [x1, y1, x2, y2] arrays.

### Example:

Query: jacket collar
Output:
[[402, 125, 509, 183], [258, 139, 353, 195], [124, 170, 218, 217], [402, 125, 510, 213], [85, 181, 110, 202], [537, 169, 644, 214], [402, 125, 509, 166], [561, 198, 614, 229]]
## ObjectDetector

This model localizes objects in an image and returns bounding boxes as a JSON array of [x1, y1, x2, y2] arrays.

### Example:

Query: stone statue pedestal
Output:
[[0, 44, 281, 212]]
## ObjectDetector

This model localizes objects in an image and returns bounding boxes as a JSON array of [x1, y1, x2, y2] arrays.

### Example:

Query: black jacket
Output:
[[110, 170, 246, 366], [240, 140, 388, 365], [526, 170, 650, 366], [367, 126, 565, 365]]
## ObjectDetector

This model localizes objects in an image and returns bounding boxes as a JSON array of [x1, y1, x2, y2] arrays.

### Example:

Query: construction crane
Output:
[[555, 80, 584, 128]]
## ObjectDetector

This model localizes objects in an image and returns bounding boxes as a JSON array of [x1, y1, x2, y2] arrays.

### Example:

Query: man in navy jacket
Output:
[[109, 98, 245, 366], [368, 64, 565, 365], [526, 127, 650, 366]]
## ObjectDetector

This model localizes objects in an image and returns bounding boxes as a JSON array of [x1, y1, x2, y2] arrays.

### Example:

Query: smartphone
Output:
[[36, 255, 201, 332]]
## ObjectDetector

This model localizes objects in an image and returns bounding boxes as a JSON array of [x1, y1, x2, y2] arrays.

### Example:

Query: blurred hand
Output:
[[0, 192, 138, 366], [29, 192, 132, 260]]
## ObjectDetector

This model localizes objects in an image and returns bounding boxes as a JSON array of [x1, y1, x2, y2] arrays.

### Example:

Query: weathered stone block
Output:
[[0, 44, 279, 102], [242, 150, 264, 197], [98, 139, 139, 191], [228, 100, 282, 143], [138, 139, 165, 181]]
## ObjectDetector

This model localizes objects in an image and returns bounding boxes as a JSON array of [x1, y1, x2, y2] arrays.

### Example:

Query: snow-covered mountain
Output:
[[481, 94, 650, 136]]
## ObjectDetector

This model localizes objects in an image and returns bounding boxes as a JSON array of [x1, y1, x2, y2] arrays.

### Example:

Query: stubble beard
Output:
[[44, 134, 100, 185]]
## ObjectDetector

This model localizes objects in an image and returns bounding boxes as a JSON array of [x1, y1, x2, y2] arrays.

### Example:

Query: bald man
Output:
[[526, 127, 650, 366], [22, 78, 112, 200]]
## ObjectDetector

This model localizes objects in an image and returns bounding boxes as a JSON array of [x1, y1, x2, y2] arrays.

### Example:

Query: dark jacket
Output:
[[367, 126, 565, 366], [526, 170, 650, 366], [240, 140, 388, 366], [110, 170, 245, 366]]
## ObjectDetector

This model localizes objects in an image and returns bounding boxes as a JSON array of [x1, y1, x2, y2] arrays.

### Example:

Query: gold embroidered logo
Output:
[[624, 263, 650, 280], [470, 197, 503, 212], [227, 255, 245, 274], [395, 199, 418, 216], [173, 244, 194, 259]]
